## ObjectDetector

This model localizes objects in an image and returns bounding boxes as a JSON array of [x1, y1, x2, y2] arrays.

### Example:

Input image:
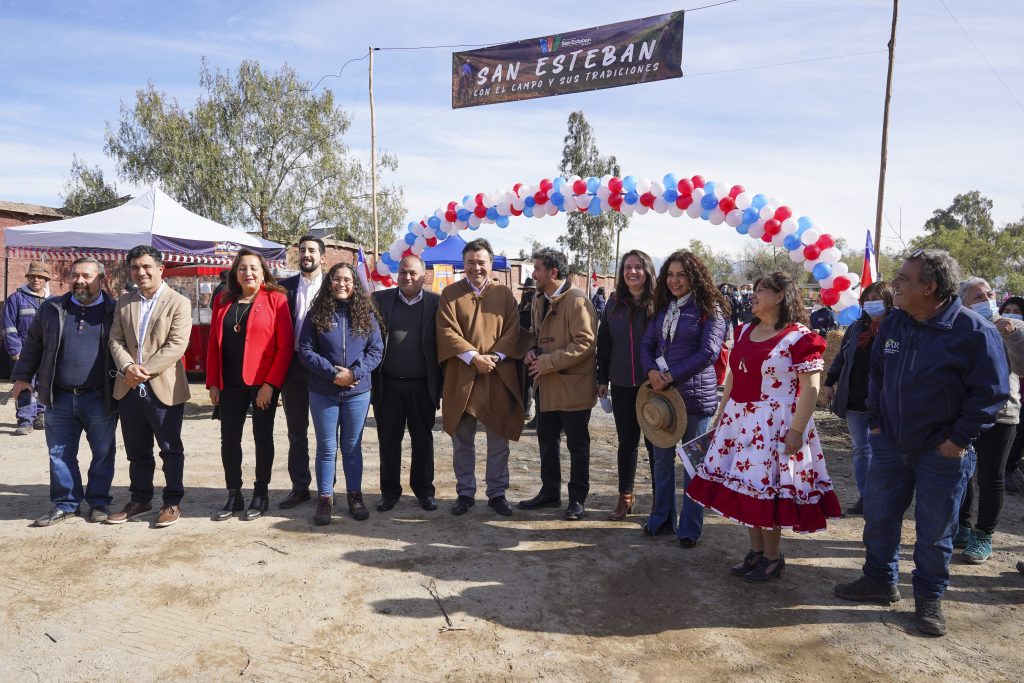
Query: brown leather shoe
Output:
[[609, 493, 635, 521], [347, 492, 369, 521], [155, 505, 181, 528], [314, 495, 333, 526], [105, 501, 153, 524]]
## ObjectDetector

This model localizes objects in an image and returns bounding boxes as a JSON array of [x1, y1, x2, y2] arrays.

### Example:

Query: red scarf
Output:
[[856, 319, 880, 349]]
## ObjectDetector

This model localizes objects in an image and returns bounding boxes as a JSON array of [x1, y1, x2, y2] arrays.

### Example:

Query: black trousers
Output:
[[610, 384, 655, 495], [960, 422, 1016, 534], [119, 388, 185, 506], [280, 360, 312, 490], [219, 385, 280, 495], [375, 376, 436, 500], [537, 405, 592, 504], [1006, 425, 1024, 474]]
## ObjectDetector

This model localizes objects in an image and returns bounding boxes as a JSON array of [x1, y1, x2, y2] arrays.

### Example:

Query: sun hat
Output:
[[636, 381, 688, 448], [26, 261, 52, 280]]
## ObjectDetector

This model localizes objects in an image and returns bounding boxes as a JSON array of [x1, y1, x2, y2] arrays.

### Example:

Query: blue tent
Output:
[[419, 232, 507, 270]]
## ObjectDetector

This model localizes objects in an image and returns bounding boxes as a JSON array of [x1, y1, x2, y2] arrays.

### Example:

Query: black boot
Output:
[[212, 489, 244, 521], [245, 494, 269, 521]]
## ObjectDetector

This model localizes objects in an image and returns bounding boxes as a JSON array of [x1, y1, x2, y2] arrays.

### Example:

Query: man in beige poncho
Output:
[[436, 238, 523, 517]]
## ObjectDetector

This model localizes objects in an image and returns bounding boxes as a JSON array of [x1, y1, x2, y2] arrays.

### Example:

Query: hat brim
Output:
[[635, 381, 689, 448]]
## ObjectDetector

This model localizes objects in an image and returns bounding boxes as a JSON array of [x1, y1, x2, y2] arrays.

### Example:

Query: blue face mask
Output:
[[863, 300, 887, 319], [1004, 313, 1023, 321], [971, 300, 999, 320]]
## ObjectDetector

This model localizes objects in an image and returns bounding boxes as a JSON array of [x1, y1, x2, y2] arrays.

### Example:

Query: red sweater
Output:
[[206, 287, 293, 389]]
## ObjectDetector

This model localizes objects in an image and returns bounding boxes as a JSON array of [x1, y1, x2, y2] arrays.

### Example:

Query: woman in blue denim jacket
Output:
[[299, 263, 384, 525], [821, 282, 893, 515]]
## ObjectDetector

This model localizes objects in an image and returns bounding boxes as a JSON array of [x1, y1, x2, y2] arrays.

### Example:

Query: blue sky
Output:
[[1, 0, 1021, 265]]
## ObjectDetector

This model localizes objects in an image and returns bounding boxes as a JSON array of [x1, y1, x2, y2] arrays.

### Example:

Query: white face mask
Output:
[[1004, 313, 1023, 321], [971, 299, 999, 320], [863, 300, 887, 319]]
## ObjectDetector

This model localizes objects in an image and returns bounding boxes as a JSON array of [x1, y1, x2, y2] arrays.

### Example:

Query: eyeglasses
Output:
[[330, 277, 353, 285], [909, 248, 925, 258]]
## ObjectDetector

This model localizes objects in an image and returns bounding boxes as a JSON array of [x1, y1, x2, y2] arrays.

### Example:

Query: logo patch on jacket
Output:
[[884, 338, 900, 354]]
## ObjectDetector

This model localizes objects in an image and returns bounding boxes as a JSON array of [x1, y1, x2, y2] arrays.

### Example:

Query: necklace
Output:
[[233, 300, 253, 333]]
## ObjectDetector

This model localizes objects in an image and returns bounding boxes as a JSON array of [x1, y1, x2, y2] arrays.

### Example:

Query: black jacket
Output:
[[370, 288, 442, 408]]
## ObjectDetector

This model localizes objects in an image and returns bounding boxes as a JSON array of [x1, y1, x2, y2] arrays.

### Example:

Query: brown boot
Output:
[[347, 492, 369, 521], [609, 493, 635, 521]]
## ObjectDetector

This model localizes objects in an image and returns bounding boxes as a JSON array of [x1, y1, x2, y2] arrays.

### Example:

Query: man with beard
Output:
[[4, 261, 51, 435], [12, 258, 118, 526], [277, 235, 326, 509], [436, 239, 524, 516]]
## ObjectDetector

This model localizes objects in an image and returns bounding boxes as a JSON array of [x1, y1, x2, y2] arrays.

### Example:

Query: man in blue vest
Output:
[[4, 261, 51, 435]]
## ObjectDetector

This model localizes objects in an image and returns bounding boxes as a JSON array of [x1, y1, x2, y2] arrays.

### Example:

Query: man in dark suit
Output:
[[371, 254, 441, 512], [276, 235, 325, 509]]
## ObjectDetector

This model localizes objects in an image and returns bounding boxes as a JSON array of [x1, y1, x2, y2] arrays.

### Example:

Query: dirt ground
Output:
[[0, 380, 1022, 682]]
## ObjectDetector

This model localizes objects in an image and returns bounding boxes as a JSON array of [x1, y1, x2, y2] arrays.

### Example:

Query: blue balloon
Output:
[[427, 215, 441, 230], [837, 305, 862, 326], [486, 207, 498, 220], [783, 234, 803, 251], [589, 196, 602, 214], [622, 175, 638, 193], [468, 222, 480, 230], [456, 209, 470, 222], [663, 173, 678, 191], [664, 188, 679, 203], [496, 215, 510, 228], [812, 263, 833, 280], [703, 181, 716, 198], [624, 191, 639, 205], [586, 176, 600, 193], [700, 194, 718, 211], [797, 216, 814, 233], [404, 233, 417, 246], [435, 230, 449, 242], [524, 196, 536, 208], [735, 223, 750, 235], [462, 195, 473, 206], [552, 177, 565, 192], [551, 192, 565, 206], [523, 205, 534, 218], [701, 209, 711, 221], [742, 207, 759, 224], [751, 194, 768, 209]]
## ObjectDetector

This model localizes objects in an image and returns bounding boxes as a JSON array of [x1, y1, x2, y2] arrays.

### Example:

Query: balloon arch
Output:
[[373, 173, 863, 325]]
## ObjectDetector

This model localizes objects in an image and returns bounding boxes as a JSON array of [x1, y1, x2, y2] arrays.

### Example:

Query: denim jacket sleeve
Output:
[[948, 326, 1010, 448]]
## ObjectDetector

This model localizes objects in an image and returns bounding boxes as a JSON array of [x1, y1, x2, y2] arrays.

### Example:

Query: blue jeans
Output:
[[45, 388, 118, 512], [862, 430, 976, 600], [647, 414, 712, 540], [15, 379, 44, 425], [846, 410, 872, 498], [310, 390, 371, 497]]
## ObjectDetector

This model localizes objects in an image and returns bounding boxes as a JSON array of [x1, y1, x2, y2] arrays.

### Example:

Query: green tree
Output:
[[686, 239, 737, 284], [105, 59, 404, 246], [909, 191, 1005, 286], [60, 156, 129, 216], [556, 111, 628, 280], [739, 243, 807, 284]]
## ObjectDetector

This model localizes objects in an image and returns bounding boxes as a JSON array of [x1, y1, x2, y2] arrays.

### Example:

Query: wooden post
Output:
[[874, 0, 898, 269], [369, 46, 379, 263]]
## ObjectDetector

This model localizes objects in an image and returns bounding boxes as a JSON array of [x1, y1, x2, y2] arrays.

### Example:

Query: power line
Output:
[[302, 53, 369, 92], [936, 0, 1024, 114]]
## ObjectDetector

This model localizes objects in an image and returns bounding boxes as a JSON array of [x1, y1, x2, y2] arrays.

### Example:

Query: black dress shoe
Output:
[[213, 489, 245, 522], [642, 520, 674, 537], [679, 537, 698, 549], [245, 495, 269, 521], [742, 555, 786, 583], [517, 493, 561, 510], [564, 501, 585, 520], [279, 488, 311, 510], [488, 496, 513, 516], [418, 496, 438, 511], [450, 496, 475, 516], [377, 497, 397, 512]]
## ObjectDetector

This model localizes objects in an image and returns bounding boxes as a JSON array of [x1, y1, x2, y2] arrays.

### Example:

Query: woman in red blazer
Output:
[[206, 248, 293, 521]]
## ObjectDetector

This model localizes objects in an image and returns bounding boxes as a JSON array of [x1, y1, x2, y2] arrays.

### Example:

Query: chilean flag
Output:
[[357, 247, 375, 291], [861, 230, 877, 289]]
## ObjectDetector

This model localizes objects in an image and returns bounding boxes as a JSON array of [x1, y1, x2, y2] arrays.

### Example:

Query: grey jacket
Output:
[[996, 320, 1024, 425]]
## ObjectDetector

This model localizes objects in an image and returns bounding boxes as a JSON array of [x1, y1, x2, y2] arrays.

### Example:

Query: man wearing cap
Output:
[[520, 247, 598, 521], [12, 257, 118, 526], [4, 261, 51, 435]]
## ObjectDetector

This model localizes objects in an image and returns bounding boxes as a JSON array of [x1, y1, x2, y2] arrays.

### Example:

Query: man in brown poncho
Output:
[[436, 238, 523, 517]]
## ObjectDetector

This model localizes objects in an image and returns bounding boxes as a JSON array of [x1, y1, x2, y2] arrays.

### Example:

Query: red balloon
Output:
[[382, 276, 394, 288], [677, 178, 694, 195], [676, 195, 693, 210], [445, 210, 457, 223], [609, 193, 623, 209], [774, 206, 793, 222], [426, 237, 438, 247], [803, 245, 821, 261], [474, 193, 484, 206], [718, 196, 736, 213], [539, 178, 553, 191], [691, 175, 705, 189], [509, 206, 523, 216], [572, 179, 588, 195], [729, 184, 745, 198], [764, 219, 781, 236], [833, 276, 851, 292], [513, 183, 524, 197], [534, 190, 548, 205], [473, 205, 487, 218], [761, 232, 773, 243], [816, 234, 835, 250], [608, 177, 623, 194], [447, 201, 457, 211], [402, 248, 413, 258], [370, 270, 381, 282], [820, 288, 840, 306], [640, 192, 656, 208]]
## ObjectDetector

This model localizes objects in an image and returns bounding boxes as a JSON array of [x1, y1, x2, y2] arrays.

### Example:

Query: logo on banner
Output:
[[213, 242, 242, 258], [539, 36, 562, 54]]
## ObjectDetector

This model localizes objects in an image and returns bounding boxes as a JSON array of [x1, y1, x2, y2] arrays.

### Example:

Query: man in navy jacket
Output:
[[4, 261, 51, 434], [835, 249, 1009, 637]]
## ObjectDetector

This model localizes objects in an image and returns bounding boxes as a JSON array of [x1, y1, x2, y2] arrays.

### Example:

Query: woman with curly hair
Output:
[[299, 262, 384, 525], [687, 271, 842, 581], [207, 248, 293, 521], [639, 250, 728, 546]]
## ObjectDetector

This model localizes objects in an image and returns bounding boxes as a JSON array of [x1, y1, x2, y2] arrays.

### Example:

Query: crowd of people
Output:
[[6, 236, 1021, 638]]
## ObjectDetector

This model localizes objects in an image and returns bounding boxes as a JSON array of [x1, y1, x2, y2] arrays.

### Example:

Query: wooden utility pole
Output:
[[369, 46, 379, 261], [873, 0, 898, 269]]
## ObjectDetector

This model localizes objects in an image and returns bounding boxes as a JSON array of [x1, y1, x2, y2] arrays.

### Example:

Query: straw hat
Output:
[[26, 261, 51, 280], [636, 381, 689, 448]]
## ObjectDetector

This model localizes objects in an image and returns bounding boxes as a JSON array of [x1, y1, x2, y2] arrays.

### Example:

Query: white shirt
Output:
[[137, 284, 165, 364], [399, 289, 424, 306], [294, 271, 324, 350]]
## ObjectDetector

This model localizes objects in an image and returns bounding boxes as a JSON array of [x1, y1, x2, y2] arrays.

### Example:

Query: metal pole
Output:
[[874, 0, 898, 269], [369, 46, 380, 263]]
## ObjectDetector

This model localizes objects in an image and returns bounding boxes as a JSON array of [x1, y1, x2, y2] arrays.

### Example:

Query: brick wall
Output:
[[0, 211, 69, 297]]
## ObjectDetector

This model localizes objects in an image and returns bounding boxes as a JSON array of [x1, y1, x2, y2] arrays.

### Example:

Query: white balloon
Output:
[[709, 208, 725, 225], [650, 181, 665, 197], [734, 192, 751, 210], [668, 204, 684, 218], [821, 275, 836, 288], [636, 203, 650, 215], [781, 218, 798, 234], [768, 197, 783, 210], [820, 248, 840, 264], [831, 262, 849, 277], [691, 187, 705, 204], [803, 258, 817, 272], [596, 187, 610, 200], [376, 261, 389, 276], [789, 248, 806, 263], [621, 202, 636, 217], [546, 201, 559, 216], [749, 223, 766, 239], [601, 174, 613, 184], [725, 209, 744, 227], [652, 197, 667, 213], [771, 232, 786, 247], [846, 273, 861, 289], [838, 289, 858, 308], [512, 197, 525, 211], [801, 229, 820, 246], [686, 202, 702, 219], [759, 205, 774, 221], [575, 194, 591, 210], [411, 242, 425, 256], [468, 215, 481, 228]]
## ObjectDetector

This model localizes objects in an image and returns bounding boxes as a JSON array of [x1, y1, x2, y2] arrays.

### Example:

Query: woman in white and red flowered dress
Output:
[[687, 271, 842, 582]]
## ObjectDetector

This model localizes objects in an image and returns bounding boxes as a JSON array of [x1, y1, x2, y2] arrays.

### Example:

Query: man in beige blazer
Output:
[[106, 245, 192, 527]]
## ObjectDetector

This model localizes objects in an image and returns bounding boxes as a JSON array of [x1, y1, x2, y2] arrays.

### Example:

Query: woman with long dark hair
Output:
[[821, 282, 895, 514], [687, 271, 841, 581], [206, 248, 293, 521], [639, 250, 728, 545], [596, 250, 658, 520], [299, 262, 384, 525]]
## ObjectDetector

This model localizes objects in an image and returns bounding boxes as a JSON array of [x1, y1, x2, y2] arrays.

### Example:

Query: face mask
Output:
[[863, 300, 887, 319], [971, 300, 999, 320], [1004, 313, 1023, 321]]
